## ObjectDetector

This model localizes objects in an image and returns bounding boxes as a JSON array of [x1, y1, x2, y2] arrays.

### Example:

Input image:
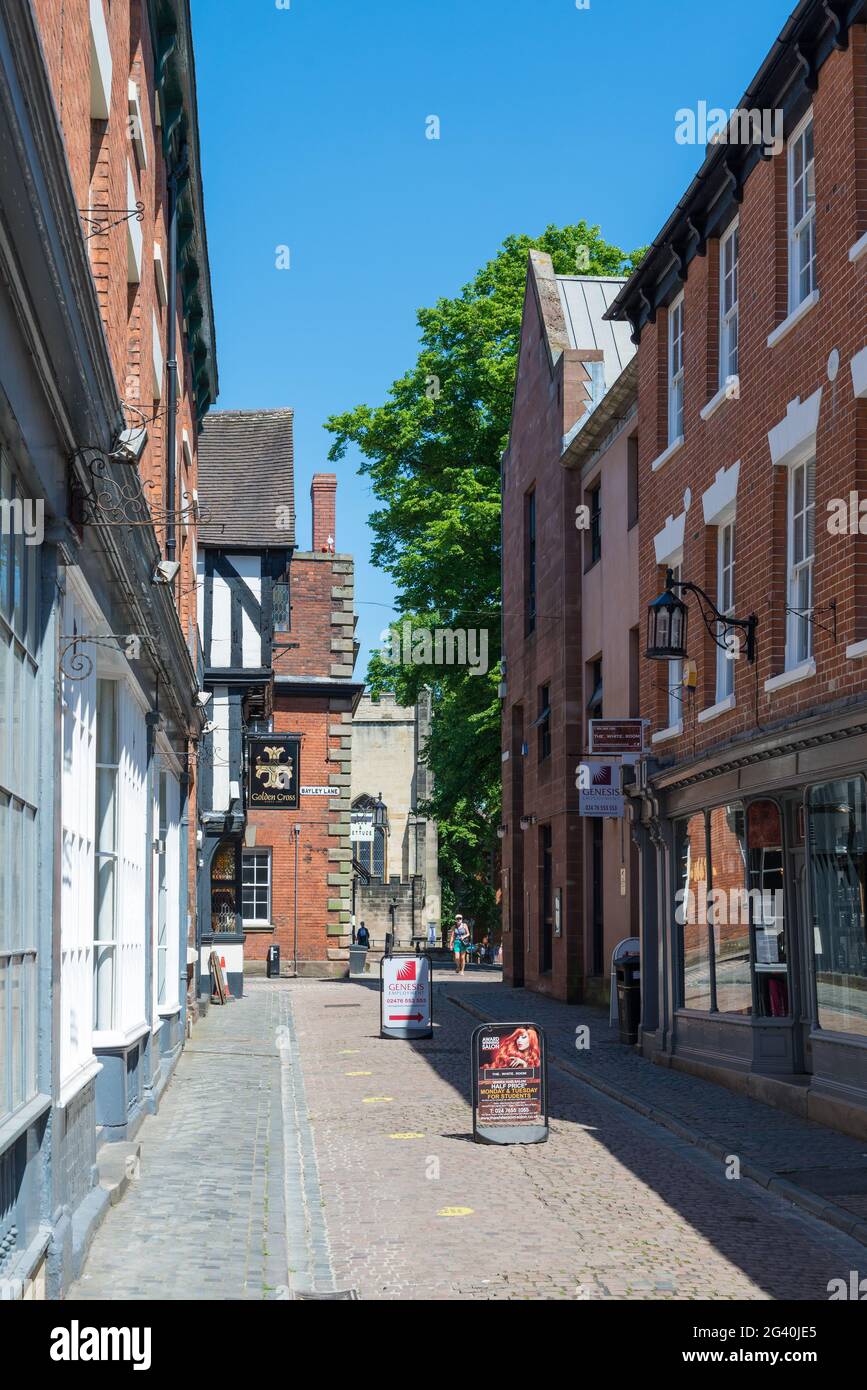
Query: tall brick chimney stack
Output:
[[310, 473, 337, 552]]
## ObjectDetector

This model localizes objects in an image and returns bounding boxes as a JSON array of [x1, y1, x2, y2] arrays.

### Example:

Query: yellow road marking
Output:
[[389, 1132, 425, 1140], [362, 1096, 393, 1103], [437, 1207, 474, 1218], [338, 1049, 360, 1055], [345, 1070, 372, 1076]]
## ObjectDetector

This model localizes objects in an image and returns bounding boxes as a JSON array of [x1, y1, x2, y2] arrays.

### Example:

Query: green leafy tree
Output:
[[326, 223, 644, 933]]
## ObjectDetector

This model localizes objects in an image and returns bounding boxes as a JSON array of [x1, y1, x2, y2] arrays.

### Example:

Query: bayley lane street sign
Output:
[[380, 953, 433, 1039], [471, 1022, 549, 1145]]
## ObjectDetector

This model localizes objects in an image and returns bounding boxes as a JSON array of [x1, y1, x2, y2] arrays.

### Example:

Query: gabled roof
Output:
[[197, 408, 295, 547]]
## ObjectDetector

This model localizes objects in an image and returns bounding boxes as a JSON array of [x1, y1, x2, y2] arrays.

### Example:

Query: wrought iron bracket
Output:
[[60, 632, 141, 681], [79, 203, 145, 239], [785, 599, 837, 642], [665, 567, 758, 663], [70, 447, 209, 529]]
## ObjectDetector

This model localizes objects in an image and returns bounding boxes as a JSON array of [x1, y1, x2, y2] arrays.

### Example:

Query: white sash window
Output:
[[153, 758, 181, 1015], [93, 673, 148, 1042], [0, 452, 40, 1122]]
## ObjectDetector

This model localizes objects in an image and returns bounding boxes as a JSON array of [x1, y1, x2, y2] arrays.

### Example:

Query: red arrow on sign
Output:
[[390, 1013, 424, 1022]]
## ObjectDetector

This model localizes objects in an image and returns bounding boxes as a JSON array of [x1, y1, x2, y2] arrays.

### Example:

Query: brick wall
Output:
[[246, 549, 357, 970], [501, 256, 592, 1002], [638, 36, 867, 765]]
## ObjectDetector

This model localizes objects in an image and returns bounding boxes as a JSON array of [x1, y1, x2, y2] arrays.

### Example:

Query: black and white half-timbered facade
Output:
[[195, 410, 295, 994]]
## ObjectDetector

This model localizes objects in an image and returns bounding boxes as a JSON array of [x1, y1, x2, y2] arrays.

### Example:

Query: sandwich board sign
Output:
[[380, 953, 433, 1039], [471, 1022, 548, 1145]]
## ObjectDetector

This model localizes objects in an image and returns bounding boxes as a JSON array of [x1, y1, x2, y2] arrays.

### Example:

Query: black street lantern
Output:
[[645, 567, 758, 664], [646, 581, 688, 661]]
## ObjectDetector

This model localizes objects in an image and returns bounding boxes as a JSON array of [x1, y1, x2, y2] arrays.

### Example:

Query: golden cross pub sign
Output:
[[247, 737, 300, 809]]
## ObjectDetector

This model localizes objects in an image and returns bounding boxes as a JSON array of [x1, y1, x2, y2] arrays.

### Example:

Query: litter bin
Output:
[[349, 945, 368, 977], [615, 953, 641, 1045], [266, 943, 280, 979]]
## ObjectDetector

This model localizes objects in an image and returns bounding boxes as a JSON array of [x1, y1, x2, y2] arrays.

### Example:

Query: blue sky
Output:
[[191, 0, 794, 671]]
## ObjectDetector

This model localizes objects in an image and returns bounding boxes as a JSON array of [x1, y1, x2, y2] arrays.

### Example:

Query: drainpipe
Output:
[[165, 143, 190, 564], [293, 823, 300, 976]]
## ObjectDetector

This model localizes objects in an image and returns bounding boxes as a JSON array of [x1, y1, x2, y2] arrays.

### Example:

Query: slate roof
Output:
[[197, 408, 295, 547]]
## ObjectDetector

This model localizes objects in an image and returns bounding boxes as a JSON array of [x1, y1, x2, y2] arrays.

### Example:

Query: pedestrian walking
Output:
[[356, 922, 370, 948], [427, 921, 437, 947], [450, 913, 470, 974]]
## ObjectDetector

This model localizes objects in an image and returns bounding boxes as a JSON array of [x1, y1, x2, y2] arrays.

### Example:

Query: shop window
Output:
[[747, 800, 788, 1018], [807, 778, 867, 1038], [709, 804, 750, 1016], [676, 812, 712, 1010]]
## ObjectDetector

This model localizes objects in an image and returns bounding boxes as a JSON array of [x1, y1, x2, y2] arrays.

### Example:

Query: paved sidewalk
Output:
[[70, 984, 334, 1301], [447, 977, 867, 1242]]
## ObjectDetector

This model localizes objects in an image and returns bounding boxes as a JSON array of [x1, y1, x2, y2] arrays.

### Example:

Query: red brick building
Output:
[[608, 0, 867, 1131], [196, 412, 362, 987], [500, 253, 636, 1001]]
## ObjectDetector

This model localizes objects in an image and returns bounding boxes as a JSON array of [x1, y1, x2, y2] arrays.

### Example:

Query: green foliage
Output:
[[326, 223, 644, 932]]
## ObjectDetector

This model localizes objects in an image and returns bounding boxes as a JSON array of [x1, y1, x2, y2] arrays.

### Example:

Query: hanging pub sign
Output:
[[380, 953, 433, 1039], [247, 736, 300, 809], [471, 1022, 548, 1145]]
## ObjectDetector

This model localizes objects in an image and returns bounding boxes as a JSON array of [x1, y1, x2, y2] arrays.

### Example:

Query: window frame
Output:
[[787, 110, 816, 312], [587, 480, 602, 567], [668, 558, 683, 728], [525, 489, 537, 636], [719, 220, 739, 388], [241, 848, 272, 926], [0, 451, 40, 1122], [786, 456, 815, 668], [537, 684, 551, 762], [715, 516, 737, 702], [668, 292, 685, 445]]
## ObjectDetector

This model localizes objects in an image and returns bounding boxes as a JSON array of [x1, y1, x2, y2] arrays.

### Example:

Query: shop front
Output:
[[636, 711, 867, 1134]]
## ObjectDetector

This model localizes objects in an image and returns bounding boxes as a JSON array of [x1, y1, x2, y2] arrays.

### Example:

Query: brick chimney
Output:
[[310, 473, 336, 552]]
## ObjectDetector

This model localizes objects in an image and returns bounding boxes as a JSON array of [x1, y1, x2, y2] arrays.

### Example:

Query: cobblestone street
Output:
[[70, 970, 867, 1302]]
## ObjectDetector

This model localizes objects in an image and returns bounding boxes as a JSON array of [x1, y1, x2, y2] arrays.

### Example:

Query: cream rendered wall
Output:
[[350, 693, 441, 925]]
